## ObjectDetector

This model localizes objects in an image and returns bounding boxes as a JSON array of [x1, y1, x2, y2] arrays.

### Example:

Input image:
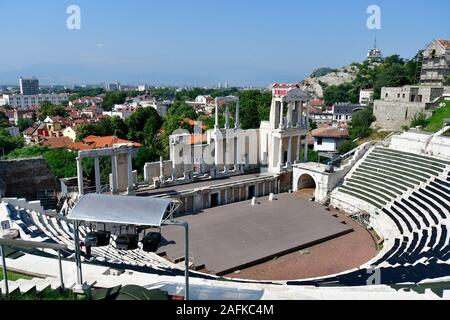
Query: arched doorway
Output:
[[296, 174, 316, 200]]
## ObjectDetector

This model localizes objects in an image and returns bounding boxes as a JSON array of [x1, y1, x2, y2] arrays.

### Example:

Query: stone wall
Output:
[[0, 158, 58, 200], [373, 100, 428, 131]]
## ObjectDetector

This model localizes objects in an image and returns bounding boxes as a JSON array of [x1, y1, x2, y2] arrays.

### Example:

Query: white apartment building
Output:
[[2, 93, 69, 110], [359, 89, 374, 105]]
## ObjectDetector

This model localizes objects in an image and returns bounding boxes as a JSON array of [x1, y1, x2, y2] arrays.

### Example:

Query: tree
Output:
[[350, 108, 375, 139], [133, 146, 160, 176], [323, 84, 354, 105], [238, 90, 271, 129], [410, 112, 429, 128], [0, 130, 24, 156], [7, 146, 48, 159], [76, 116, 129, 141], [17, 118, 34, 132], [42, 149, 78, 179], [38, 102, 68, 121], [76, 123, 97, 141], [309, 119, 318, 130], [373, 64, 409, 99], [446, 75, 450, 86], [166, 102, 198, 120], [337, 140, 358, 154], [102, 92, 127, 111], [7, 146, 80, 180], [0, 112, 8, 128], [126, 107, 162, 145]]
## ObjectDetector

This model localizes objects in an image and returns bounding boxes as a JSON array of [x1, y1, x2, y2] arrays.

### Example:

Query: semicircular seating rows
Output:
[[291, 148, 450, 287], [4, 203, 180, 275]]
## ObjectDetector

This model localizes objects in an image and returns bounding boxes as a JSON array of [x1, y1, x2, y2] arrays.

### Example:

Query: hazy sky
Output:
[[1, 0, 449, 86]]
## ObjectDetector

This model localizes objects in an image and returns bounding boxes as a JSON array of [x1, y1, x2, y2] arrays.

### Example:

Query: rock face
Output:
[[0, 157, 58, 200], [299, 65, 360, 98]]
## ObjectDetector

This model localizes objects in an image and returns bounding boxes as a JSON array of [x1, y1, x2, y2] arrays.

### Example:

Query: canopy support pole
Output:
[[165, 220, 189, 300], [74, 221, 83, 285]]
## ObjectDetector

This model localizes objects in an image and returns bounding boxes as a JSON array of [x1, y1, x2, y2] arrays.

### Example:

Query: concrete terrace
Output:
[[158, 193, 353, 275], [136, 173, 276, 197]]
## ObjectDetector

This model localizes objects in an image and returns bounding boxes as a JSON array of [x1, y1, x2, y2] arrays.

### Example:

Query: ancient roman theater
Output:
[[1, 84, 450, 300]]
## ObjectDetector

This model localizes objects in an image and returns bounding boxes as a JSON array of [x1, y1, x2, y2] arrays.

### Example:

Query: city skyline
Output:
[[0, 0, 449, 86]]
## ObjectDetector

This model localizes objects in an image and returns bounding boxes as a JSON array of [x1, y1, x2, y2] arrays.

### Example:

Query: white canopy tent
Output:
[[69, 194, 175, 226], [67, 194, 190, 299]]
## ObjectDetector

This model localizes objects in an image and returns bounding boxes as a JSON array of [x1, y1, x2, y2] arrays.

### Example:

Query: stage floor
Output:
[[158, 193, 353, 275]]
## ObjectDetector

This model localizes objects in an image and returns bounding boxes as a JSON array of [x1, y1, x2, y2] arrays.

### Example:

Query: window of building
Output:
[[317, 137, 323, 146], [385, 93, 389, 98]]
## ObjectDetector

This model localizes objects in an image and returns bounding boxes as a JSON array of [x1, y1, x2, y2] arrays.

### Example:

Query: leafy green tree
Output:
[[7, 146, 48, 159], [349, 108, 375, 139], [38, 102, 68, 121], [126, 107, 162, 145], [323, 84, 354, 105], [337, 140, 358, 154], [446, 75, 450, 86], [0, 112, 8, 128], [76, 123, 97, 141], [0, 130, 24, 156], [166, 102, 198, 120], [43, 149, 78, 179], [309, 119, 318, 130], [17, 118, 34, 132], [102, 92, 127, 111], [373, 64, 409, 98], [133, 146, 160, 176], [238, 90, 271, 129], [410, 113, 429, 128], [76, 116, 128, 140]]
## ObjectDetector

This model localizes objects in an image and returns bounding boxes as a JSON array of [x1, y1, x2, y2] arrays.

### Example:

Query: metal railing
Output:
[[0, 177, 5, 198], [0, 238, 68, 296]]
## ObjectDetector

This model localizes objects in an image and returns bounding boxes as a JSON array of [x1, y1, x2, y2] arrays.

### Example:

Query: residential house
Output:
[[312, 126, 349, 153]]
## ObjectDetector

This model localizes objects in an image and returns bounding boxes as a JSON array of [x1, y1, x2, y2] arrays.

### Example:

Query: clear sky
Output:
[[0, 0, 449, 86]]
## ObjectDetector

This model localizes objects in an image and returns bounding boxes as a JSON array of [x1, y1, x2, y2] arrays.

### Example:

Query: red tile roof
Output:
[[81, 135, 141, 149], [312, 126, 349, 139], [437, 39, 450, 50], [40, 137, 74, 149], [271, 83, 300, 89]]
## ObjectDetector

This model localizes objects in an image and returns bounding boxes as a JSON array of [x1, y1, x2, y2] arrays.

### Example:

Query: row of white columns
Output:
[[278, 101, 307, 129], [76, 150, 134, 197], [278, 134, 309, 168], [215, 99, 240, 130]]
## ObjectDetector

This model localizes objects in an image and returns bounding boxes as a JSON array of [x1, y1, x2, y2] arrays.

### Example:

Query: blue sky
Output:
[[0, 0, 449, 86]]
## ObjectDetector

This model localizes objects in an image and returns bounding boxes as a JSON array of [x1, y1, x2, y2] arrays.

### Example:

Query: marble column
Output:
[[287, 102, 293, 128], [171, 141, 177, 181], [215, 102, 220, 130], [225, 102, 229, 129], [159, 156, 164, 182], [94, 156, 101, 194], [287, 136, 292, 166], [278, 137, 283, 169], [295, 136, 301, 164], [304, 134, 309, 162], [279, 101, 284, 129], [111, 155, 118, 194], [76, 157, 84, 196], [127, 151, 134, 195], [235, 99, 240, 129]]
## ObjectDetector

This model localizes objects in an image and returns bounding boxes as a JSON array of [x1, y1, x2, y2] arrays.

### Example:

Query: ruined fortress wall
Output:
[[373, 101, 427, 131], [0, 158, 58, 200]]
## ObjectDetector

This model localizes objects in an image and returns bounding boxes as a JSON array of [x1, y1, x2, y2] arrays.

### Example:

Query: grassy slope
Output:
[[0, 269, 32, 281], [425, 101, 450, 133]]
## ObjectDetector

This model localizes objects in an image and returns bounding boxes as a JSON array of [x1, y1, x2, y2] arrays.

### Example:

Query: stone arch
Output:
[[297, 174, 316, 190]]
